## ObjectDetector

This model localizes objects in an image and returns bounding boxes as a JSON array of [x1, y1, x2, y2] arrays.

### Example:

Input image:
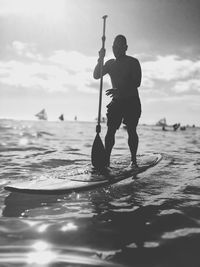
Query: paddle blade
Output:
[[91, 133, 107, 170]]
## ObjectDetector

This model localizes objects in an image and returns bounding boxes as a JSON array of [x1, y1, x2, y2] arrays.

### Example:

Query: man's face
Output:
[[112, 39, 127, 58]]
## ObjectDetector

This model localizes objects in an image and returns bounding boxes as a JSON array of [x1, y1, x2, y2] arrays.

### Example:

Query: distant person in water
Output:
[[173, 123, 180, 131], [93, 35, 142, 168]]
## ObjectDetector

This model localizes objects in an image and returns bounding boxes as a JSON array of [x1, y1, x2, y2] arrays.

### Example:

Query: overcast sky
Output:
[[0, 0, 200, 125]]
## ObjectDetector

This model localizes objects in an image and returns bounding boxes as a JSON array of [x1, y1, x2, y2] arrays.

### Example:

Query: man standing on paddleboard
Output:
[[93, 35, 142, 168]]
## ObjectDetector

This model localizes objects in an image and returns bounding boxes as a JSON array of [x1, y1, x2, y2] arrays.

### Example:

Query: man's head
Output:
[[112, 35, 128, 58]]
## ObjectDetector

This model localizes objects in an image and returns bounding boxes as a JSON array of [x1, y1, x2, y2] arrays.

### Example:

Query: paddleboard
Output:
[[4, 153, 162, 195]]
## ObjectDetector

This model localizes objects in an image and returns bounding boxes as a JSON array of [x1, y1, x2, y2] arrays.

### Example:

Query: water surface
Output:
[[0, 119, 200, 266]]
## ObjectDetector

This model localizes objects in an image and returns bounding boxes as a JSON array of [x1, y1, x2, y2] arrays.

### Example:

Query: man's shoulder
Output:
[[105, 58, 115, 65], [126, 55, 141, 69], [126, 55, 139, 63], [104, 59, 115, 70]]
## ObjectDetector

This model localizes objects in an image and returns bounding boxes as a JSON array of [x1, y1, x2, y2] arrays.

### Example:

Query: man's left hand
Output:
[[106, 88, 119, 99]]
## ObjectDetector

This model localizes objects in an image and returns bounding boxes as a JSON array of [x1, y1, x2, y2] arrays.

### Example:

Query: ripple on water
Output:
[[0, 121, 200, 267]]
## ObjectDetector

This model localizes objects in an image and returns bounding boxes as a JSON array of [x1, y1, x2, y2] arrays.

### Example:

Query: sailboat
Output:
[[59, 114, 64, 121], [156, 117, 167, 126], [35, 109, 48, 120], [156, 117, 180, 131]]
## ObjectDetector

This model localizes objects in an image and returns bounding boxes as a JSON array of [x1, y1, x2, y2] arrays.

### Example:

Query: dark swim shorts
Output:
[[106, 97, 141, 129]]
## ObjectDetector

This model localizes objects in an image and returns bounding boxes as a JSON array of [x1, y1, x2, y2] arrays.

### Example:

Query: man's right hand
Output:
[[98, 48, 106, 61]]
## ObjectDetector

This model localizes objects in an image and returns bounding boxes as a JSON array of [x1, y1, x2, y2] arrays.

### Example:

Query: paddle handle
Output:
[[96, 15, 108, 133]]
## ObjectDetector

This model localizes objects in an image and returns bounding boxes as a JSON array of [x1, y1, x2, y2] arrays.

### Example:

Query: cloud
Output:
[[12, 41, 42, 60], [0, 60, 69, 92], [1, 41, 200, 97], [141, 54, 200, 95], [0, 41, 101, 94], [173, 79, 200, 93], [49, 50, 95, 72]]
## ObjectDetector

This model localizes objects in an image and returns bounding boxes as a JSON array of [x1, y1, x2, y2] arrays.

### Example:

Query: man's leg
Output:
[[126, 124, 139, 164], [105, 126, 117, 166]]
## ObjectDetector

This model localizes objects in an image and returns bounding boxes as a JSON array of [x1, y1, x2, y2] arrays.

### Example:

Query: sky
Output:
[[0, 0, 200, 125]]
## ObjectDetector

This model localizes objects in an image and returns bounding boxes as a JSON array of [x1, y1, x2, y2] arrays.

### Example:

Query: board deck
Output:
[[4, 153, 162, 195]]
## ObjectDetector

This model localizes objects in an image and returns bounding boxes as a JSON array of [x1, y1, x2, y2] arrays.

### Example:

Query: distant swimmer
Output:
[[94, 35, 142, 168], [173, 123, 180, 131], [180, 126, 186, 131]]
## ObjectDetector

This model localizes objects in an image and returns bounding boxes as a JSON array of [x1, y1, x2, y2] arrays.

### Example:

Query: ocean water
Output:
[[0, 119, 199, 267]]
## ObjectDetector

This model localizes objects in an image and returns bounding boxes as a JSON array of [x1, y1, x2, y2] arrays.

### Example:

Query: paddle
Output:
[[91, 15, 108, 170]]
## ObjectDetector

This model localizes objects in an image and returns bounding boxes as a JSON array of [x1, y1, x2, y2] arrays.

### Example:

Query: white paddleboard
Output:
[[4, 153, 162, 195]]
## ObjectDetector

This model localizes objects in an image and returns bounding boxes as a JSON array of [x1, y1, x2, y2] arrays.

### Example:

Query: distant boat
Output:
[[156, 117, 167, 126], [35, 109, 48, 120], [156, 118, 181, 131], [59, 114, 64, 121]]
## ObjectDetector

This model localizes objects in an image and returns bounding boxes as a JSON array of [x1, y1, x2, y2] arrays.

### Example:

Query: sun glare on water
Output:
[[27, 241, 57, 265]]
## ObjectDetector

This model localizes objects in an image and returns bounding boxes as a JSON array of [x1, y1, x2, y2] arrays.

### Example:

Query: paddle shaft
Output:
[[96, 15, 108, 134]]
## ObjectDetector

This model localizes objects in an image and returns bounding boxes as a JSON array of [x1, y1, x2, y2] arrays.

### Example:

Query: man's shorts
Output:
[[106, 97, 141, 129]]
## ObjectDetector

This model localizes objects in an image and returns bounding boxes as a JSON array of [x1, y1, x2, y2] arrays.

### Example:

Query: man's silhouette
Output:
[[93, 35, 142, 168]]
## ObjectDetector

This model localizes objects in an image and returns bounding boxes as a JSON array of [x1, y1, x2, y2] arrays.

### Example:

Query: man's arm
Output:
[[135, 59, 142, 87], [93, 60, 103, 79], [93, 48, 109, 79]]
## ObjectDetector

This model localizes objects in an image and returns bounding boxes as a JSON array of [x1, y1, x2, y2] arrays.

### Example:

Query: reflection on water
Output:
[[27, 241, 57, 265], [0, 120, 200, 266], [3, 192, 61, 217], [61, 222, 78, 232], [0, 240, 122, 266]]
